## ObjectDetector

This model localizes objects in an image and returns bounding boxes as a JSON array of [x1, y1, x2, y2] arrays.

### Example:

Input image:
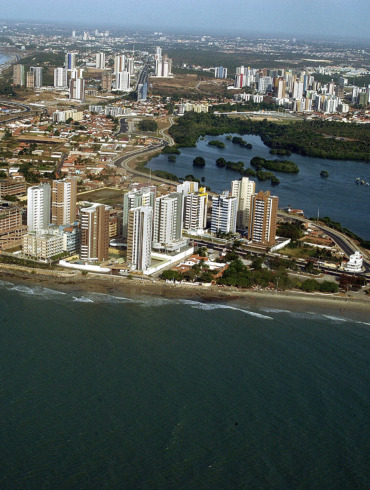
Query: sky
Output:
[[2, 0, 370, 41]]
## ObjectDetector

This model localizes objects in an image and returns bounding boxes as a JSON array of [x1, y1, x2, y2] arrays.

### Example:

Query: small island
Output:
[[269, 149, 292, 156], [168, 155, 176, 162], [320, 170, 329, 178], [193, 156, 206, 167], [216, 158, 244, 172], [251, 156, 299, 173], [232, 136, 253, 149], [208, 140, 225, 149]]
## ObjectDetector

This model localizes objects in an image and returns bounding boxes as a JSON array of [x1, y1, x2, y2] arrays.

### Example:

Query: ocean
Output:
[[0, 279, 369, 489], [147, 134, 370, 239]]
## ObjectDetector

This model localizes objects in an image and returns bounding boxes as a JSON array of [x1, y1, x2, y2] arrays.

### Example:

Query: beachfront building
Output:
[[80, 203, 110, 262], [183, 188, 208, 236], [211, 193, 237, 235], [51, 178, 77, 226], [123, 186, 156, 239], [152, 193, 184, 251], [345, 251, 363, 272], [0, 204, 27, 251], [248, 190, 278, 247], [127, 206, 153, 272], [231, 177, 256, 231], [27, 183, 51, 232], [23, 230, 64, 262]]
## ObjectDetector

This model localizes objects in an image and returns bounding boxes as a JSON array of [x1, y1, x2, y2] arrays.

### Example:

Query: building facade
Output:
[[51, 178, 77, 226], [127, 206, 153, 271], [80, 203, 110, 262], [13, 64, 25, 86], [152, 193, 183, 250], [0, 204, 27, 250], [183, 189, 208, 235], [123, 187, 156, 239], [248, 190, 278, 247], [231, 177, 255, 230], [211, 193, 237, 234], [27, 183, 51, 232]]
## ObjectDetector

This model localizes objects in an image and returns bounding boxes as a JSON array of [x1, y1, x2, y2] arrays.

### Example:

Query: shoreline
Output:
[[0, 49, 19, 75], [1, 263, 369, 321]]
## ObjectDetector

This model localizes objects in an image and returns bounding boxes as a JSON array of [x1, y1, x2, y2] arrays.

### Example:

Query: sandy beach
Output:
[[1, 262, 369, 321]]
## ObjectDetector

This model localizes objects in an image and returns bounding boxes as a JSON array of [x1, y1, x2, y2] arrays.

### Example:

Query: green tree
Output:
[[193, 156, 206, 167]]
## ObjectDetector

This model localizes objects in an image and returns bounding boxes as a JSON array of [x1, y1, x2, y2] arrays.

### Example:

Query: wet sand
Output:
[[1, 263, 369, 321]]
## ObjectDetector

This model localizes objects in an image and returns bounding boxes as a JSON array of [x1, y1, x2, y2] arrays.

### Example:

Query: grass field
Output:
[[77, 187, 124, 206]]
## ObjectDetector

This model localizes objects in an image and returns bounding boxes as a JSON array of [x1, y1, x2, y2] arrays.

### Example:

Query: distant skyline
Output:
[[2, 0, 370, 41]]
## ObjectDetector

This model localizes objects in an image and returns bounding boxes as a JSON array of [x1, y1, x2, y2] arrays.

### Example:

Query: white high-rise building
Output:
[[183, 189, 208, 235], [176, 181, 199, 196], [127, 58, 134, 76], [54, 67, 67, 88], [115, 71, 130, 91], [69, 77, 85, 101], [152, 193, 183, 250], [123, 186, 156, 239], [30, 67, 43, 88], [155, 55, 172, 78], [96, 52, 106, 69], [231, 177, 255, 230], [293, 81, 304, 99], [211, 193, 237, 234], [127, 206, 153, 271], [27, 183, 51, 232], [155, 46, 162, 60], [114, 54, 125, 75]]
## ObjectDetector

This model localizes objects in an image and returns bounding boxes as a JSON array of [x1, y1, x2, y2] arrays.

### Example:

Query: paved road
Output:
[[279, 211, 370, 272], [158, 117, 175, 146], [0, 100, 45, 124], [114, 144, 180, 186]]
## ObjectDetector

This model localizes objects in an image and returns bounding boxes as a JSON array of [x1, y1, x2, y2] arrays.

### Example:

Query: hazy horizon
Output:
[[1, 0, 370, 42]]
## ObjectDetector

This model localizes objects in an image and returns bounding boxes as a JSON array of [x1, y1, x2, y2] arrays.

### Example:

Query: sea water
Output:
[[0, 279, 369, 488]]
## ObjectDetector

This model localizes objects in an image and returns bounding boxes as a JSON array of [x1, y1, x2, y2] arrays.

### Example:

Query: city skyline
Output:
[[2, 0, 370, 41]]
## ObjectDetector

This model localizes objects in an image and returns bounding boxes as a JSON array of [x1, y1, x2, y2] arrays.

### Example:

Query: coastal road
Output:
[[113, 116, 177, 183], [158, 116, 175, 146], [279, 212, 370, 272], [114, 143, 182, 186]]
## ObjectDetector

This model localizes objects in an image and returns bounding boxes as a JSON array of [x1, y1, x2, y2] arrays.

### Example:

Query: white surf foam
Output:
[[190, 302, 273, 320], [9, 284, 67, 299], [73, 296, 94, 303], [0, 279, 14, 287], [322, 315, 350, 323], [86, 292, 134, 304]]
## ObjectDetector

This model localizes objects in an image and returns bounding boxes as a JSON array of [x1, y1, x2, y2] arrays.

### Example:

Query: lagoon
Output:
[[147, 134, 370, 239]]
